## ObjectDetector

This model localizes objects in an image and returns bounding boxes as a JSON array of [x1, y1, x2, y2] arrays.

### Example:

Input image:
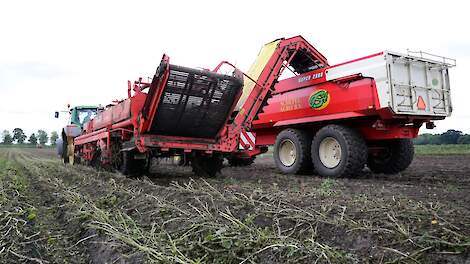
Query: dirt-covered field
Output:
[[0, 148, 469, 263]]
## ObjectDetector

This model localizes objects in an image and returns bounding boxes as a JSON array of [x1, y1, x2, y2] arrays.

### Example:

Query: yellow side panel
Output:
[[236, 40, 281, 110]]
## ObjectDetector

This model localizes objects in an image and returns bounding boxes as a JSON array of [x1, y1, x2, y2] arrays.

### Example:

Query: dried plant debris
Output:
[[0, 148, 469, 263]]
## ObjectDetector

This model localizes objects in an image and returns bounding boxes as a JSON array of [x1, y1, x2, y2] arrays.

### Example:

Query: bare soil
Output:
[[0, 148, 469, 263]]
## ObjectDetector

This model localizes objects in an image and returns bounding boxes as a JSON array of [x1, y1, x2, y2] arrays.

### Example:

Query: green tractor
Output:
[[55, 105, 101, 164]]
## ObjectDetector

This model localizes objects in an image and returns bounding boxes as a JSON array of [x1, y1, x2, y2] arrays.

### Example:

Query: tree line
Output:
[[1, 128, 469, 146], [414, 129, 470, 145], [1, 128, 59, 146]]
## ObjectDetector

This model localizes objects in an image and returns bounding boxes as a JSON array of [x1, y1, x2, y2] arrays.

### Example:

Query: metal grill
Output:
[[149, 64, 242, 138]]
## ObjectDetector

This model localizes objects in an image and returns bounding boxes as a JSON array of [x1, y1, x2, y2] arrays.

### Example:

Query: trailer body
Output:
[[250, 51, 454, 147]]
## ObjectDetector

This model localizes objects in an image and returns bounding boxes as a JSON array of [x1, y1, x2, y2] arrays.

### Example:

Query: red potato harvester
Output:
[[66, 36, 454, 177]]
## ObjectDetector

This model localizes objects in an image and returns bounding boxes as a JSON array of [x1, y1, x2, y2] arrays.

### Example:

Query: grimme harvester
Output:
[[63, 36, 454, 178]]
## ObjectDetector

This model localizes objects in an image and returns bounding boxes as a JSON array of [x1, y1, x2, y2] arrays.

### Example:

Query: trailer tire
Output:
[[227, 157, 256, 167], [191, 154, 223, 177], [274, 129, 313, 174], [312, 125, 367, 178], [367, 139, 414, 174]]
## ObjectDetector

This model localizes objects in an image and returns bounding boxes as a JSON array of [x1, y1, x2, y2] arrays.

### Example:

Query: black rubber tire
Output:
[[56, 138, 64, 157], [367, 139, 414, 174], [311, 125, 367, 178], [273, 129, 313, 174], [120, 151, 146, 176], [90, 150, 101, 169], [62, 136, 69, 164], [227, 156, 256, 167], [120, 151, 131, 175], [176, 154, 190, 166], [191, 154, 223, 177]]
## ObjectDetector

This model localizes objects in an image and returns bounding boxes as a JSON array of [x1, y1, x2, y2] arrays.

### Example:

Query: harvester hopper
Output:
[[144, 64, 243, 139]]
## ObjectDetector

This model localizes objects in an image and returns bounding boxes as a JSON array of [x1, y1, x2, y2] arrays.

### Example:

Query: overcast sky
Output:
[[1, 0, 469, 137]]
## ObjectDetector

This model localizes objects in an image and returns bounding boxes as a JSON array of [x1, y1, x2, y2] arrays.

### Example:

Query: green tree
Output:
[[50, 131, 59, 146], [440, 129, 462, 144], [414, 133, 432, 145], [12, 128, 27, 144], [457, 135, 470, 144], [1, 130, 13, 144], [28, 133, 38, 145], [429, 134, 443, 145], [37, 130, 48, 145]]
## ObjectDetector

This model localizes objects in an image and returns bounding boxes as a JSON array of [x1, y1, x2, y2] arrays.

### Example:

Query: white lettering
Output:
[[298, 72, 323, 83]]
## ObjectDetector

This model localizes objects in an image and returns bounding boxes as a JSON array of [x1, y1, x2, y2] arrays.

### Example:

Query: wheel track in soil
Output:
[[2, 148, 217, 263], [2, 148, 152, 263], [1, 148, 92, 263]]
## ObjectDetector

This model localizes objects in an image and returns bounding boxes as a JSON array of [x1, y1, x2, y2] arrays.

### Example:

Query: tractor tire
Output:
[[311, 125, 367, 178], [227, 156, 256, 167], [367, 139, 414, 174], [274, 129, 313, 174], [191, 154, 223, 177], [56, 138, 64, 157], [62, 137, 69, 164]]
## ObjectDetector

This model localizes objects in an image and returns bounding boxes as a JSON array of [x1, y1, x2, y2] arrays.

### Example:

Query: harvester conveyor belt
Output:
[[149, 64, 243, 139]]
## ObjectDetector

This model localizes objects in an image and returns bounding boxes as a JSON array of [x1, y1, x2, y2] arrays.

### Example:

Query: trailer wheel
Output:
[[227, 157, 256, 167], [312, 125, 367, 177], [367, 139, 414, 174], [274, 129, 313, 174], [191, 154, 223, 177]]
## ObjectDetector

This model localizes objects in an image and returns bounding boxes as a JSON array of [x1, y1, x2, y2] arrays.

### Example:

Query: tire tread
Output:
[[312, 125, 367, 177]]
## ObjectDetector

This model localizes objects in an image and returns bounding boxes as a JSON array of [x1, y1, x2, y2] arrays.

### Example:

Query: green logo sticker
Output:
[[432, 78, 439, 86], [309, 90, 330, 110]]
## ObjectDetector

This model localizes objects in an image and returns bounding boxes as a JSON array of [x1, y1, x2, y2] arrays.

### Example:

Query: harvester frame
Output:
[[72, 36, 328, 176]]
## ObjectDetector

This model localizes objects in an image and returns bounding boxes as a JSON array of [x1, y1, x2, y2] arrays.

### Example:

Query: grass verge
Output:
[[415, 144, 470, 155]]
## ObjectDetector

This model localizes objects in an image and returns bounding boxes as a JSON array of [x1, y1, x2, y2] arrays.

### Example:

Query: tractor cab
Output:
[[69, 107, 99, 127], [55, 105, 102, 164], [55, 105, 101, 128]]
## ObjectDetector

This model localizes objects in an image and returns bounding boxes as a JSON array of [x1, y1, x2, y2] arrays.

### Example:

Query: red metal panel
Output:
[[91, 99, 131, 131], [275, 68, 327, 94], [359, 125, 419, 140], [253, 129, 279, 146], [139, 134, 236, 152], [140, 55, 170, 133], [274, 112, 370, 127], [253, 78, 378, 129]]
